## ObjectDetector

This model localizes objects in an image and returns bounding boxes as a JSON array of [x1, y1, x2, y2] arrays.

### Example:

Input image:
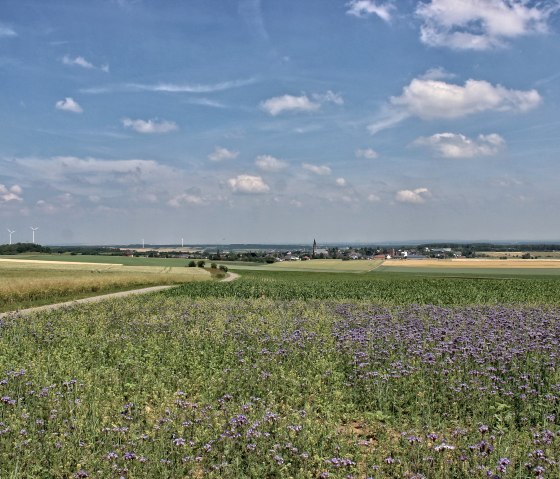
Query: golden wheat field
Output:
[[0, 259, 210, 312]]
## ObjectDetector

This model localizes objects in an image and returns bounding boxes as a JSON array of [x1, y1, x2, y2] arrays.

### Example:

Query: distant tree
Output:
[[210, 262, 217, 269], [197, 260, 206, 268], [219, 265, 228, 272], [521, 252, 531, 259], [187, 260, 196, 267]]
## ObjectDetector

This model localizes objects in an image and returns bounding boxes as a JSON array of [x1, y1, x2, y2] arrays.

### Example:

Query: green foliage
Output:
[[210, 262, 217, 269], [219, 265, 229, 273], [0, 243, 50, 254], [187, 260, 196, 267], [163, 270, 560, 305], [197, 260, 206, 268]]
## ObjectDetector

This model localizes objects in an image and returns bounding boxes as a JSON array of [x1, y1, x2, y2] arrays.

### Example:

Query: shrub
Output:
[[187, 260, 196, 267], [211, 262, 217, 269], [219, 265, 229, 273], [197, 260, 206, 268]]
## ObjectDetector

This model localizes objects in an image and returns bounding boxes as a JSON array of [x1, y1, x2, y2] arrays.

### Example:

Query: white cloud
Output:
[[312, 90, 344, 105], [208, 147, 239, 162], [413, 132, 505, 158], [419, 67, 457, 81], [127, 78, 256, 93], [417, 0, 558, 50], [336, 177, 347, 186], [55, 97, 83, 113], [62, 55, 94, 69], [260, 94, 320, 116], [80, 78, 257, 94], [0, 184, 23, 203], [368, 77, 541, 133], [302, 163, 332, 175], [168, 194, 204, 207], [261, 90, 344, 116], [228, 175, 270, 194], [122, 118, 178, 134], [62, 55, 110, 72], [0, 25, 16, 37], [393, 79, 541, 119], [255, 155, 288, 172], [355, 148, 379, 159], [367, 193, 381, 202], [346, 0, 394, 22], [395, 187, 431, 204]]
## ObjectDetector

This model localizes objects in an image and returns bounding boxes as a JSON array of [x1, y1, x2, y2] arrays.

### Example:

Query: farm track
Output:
[[0, 272, 240, 318]]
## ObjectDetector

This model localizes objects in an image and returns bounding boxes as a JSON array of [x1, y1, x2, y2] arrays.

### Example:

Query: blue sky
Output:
[[1, 0, 560, 244]]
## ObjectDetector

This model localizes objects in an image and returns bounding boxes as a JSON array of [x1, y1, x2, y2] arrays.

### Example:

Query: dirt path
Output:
[[222, 272, 240, 282], [0, 272, 241, 318]]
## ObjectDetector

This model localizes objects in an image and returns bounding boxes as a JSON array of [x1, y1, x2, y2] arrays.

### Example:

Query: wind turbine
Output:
[[30, 226, 38, 244], [7, 229, 15, 245]]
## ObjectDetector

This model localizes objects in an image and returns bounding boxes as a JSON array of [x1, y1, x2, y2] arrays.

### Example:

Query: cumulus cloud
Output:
[[260, 90, 343, 116], [260, 94, 320, 116], [302, 163, 332, 175], [395, 187, 431, 204], [55, 97, 83, 113], [368, 77, 541, 134], [228, 174, 270, 194], [0, 184, 23, 203], [355, 148, 379, 159], [122, 118, 178, 134], [255, 155, 288, 172], [336, 177, 347, 186], [208, 147, 239, 162], [367, 193, 381, 202], [413, 132, 505, 158], [346, 0, 394, 22], [417, 0, 559, 50]]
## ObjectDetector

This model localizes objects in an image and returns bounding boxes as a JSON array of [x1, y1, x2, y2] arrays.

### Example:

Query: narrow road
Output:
[[0, 272, 240, 318]]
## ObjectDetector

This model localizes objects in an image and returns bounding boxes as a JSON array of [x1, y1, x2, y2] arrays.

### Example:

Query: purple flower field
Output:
[[0, 296, 559, 478]]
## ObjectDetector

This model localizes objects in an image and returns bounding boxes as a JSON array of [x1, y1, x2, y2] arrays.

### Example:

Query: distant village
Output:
[[121, 242, 468, 263]]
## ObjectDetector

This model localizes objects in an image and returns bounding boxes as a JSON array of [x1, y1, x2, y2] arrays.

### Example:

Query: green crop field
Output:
[[3, 267, 560, 478]]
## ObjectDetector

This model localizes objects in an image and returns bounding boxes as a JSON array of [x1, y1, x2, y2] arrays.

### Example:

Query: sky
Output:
[[1, 0, 560, 245]]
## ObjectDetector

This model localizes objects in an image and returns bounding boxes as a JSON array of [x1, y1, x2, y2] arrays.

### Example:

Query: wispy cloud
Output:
[[62, 55, 109, 72], [346, 0, 394, 22], [208, 147, 239, 162], [55, 97, 83, 113], [81, 78, 257, 95], [122, 118, 178, 134], [355, 148, 378, 159], [255, 154, 288, 172], [0, 25, 17, 37], [302, 163, 332, 175]]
